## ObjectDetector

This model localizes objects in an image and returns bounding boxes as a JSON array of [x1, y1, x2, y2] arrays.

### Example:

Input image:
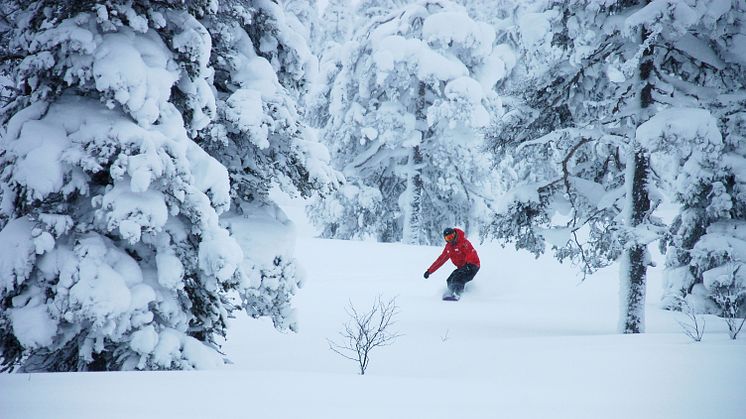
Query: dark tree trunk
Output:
[[409, 145, 424, 241], [620, 7, 653, 334], [620, 150, 651, 333], [404, 82, 426, 244]]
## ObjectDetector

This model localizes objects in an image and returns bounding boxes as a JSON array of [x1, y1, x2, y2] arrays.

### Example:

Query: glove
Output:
[[424, 271, 430, 279]]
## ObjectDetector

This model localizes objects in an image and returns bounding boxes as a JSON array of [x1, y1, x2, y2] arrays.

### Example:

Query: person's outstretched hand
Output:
[[423, 271, 430, 279]]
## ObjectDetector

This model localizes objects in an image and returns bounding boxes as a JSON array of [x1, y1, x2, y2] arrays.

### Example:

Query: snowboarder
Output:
[[424, 227, 480, 301]]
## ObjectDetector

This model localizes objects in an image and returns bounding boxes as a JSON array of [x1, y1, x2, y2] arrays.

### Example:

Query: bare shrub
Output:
[[328, 295, 401, 375], [676, 297, 706, 342], [712, 282, 746, 340]]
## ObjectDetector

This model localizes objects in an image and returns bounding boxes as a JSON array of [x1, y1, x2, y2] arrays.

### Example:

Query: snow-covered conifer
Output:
[[488, 1, 645, 283], [356, 0, 408, 20], [638, 2, 746, 318], [486, 0, 743, 333], [198, 0, 340, 331], [1, 0, 248, 371], [310, 0, 514, 244], [455, 0, 522, 27], [0, 4, 17, 109], [317, 0, 354, 53], [284, 0, 323, 56]]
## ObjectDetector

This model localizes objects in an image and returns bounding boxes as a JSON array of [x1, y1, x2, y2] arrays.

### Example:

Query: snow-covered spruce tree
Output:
[[455, 0, 523, 27], [637, 1, 746, 318], [309, 0, 515, 245], [0, 3, 18, 110], [356, 0, 408, 21], [0, 1, 242, 372], [317, 0, 354, 54], [283, 0, 323, 57], [486, 0, 734, 333], [642, 110, 745, 317], [198, 0, 340, 331]]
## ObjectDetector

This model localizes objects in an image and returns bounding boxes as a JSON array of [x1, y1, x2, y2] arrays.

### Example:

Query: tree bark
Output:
[[403, 146, 424, 244], [403, 82, 427, 244], [619, 7, 653, 334], [619, 150, 651, 333]]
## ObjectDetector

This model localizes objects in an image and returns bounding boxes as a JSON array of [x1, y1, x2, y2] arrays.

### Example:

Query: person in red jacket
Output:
[[424, 227, 480, 299]]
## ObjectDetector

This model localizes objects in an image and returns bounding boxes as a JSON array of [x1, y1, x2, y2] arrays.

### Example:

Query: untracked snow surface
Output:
[[2, 214, 745, 418]]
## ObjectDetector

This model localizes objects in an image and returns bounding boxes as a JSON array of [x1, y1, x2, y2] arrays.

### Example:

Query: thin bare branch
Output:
[[327, 295, 401, 375], [676, 297, 706, 342]]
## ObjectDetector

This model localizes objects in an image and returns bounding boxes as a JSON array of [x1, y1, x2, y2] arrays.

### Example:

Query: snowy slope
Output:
[[1, 234, 745, 418]]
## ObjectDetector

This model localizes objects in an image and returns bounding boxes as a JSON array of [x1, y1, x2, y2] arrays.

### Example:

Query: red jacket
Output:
[[427, 228, 480, 273]]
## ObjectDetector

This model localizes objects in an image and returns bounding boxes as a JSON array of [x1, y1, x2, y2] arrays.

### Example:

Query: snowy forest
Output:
[[0, 0, 745, 379]]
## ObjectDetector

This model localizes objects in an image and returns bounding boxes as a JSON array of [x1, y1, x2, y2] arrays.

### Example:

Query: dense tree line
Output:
[[0, 0, 743, 372], [0, 0, 338, 372]]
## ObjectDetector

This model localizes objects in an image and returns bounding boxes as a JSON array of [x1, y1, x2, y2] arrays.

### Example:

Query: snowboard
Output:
[[442, 290, 461, 301]]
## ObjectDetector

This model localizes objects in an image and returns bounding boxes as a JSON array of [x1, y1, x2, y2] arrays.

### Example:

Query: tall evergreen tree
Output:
[[486, 0, 741, 332], [0, 0, 237, 371], [0, 0, 339, 372], [356, 0, 408, 20], [638, 0, 746, 317], [309, 0, 514, 244], [199, 0, 340, 331], [284, 0, 323, 56], [317, 0, 354, 53], [455, 0, 522, 26]]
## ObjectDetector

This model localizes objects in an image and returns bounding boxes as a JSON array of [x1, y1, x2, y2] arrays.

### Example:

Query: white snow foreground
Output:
[[1, 238, 744, 419]]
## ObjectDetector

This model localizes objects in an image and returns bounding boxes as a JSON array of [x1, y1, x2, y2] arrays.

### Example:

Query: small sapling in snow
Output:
[[327, 295, 401, 375], [711, 281, 746, 340], [676, 297, 706, 342]]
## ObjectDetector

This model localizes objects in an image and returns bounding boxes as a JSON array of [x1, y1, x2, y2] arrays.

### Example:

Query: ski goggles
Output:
[[444, 232, 456, 242]]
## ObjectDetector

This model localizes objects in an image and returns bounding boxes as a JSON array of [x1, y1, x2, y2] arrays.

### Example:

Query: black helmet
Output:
[[443, 227, 455, 237], [443, 227, 456, 242]]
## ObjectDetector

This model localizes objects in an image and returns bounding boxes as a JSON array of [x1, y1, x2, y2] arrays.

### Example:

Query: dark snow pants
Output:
[[446, 264, 479, 294]]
